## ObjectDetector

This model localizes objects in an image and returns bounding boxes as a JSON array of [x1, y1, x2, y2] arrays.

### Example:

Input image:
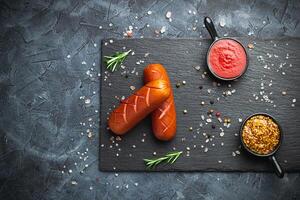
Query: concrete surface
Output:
[[0, 0, 300, 199]]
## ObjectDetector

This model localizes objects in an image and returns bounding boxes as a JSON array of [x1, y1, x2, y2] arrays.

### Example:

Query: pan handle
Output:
[[204, 17, 219, 41], [269, 155, 284, 178]]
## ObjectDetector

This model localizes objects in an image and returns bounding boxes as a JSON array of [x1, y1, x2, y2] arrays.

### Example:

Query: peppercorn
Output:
[[210, 100, 214, 105], [216, 112, 221, 117], [207, 109, 214, 115], [211, 124, 216, 129], [199, 86, 203, 90]]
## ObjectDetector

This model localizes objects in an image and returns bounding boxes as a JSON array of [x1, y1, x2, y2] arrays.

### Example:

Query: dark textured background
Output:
[[1, 0, 300, 199]]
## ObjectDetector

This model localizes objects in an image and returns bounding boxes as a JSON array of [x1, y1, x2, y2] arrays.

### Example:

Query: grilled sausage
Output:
[[144, 64, 176, 141], [108, 79, 171, 135]]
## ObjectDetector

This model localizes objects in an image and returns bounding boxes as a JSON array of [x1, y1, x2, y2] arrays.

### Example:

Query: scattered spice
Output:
[[219, 18, 226, 27], [84, 98, 91, 104], [130, 86, 136, 91], [125, 30, 133, 37], [248, 43, 254, 49], [208, 109, 214, 114], [71, 181, 78, 185], [116, 136, 122, 141], [87, 132, 93, 138], [160, 26, 166, 34], [204, 147, 208, 152], [165, 11, 172, 19], [194, 65, 201, 71]]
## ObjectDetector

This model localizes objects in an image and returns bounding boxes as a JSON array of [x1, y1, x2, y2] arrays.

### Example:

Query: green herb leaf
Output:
[[143, 151, 182, 169], [104, 50, 131, 72]]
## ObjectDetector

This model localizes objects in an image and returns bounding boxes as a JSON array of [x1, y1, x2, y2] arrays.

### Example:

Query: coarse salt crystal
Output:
[[166, 11, 172, 19], [130, 86, 136, 91], [71, 181, 78, 185], [85, 98, 91, 104], [194, 65, 201, 70], [160, 26, 166, 34], [219, 18, 226, 27]]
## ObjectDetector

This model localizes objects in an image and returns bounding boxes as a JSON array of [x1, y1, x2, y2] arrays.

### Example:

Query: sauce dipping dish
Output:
[[240, 113, 284, 178], [204, 17, 248, 81]]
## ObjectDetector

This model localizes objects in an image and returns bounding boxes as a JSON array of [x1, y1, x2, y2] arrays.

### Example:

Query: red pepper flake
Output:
[[126, 30, 133, 37]]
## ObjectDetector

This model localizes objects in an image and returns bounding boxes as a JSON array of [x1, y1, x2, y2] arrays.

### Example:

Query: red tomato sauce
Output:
[[208, 39, 247, 79]]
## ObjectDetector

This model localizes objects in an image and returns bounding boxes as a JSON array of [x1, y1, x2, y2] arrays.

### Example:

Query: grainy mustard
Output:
[[242, 115, 280, 155]]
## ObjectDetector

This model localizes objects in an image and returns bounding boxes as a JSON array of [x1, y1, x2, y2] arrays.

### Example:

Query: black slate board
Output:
[[100, 38, 300, 172]]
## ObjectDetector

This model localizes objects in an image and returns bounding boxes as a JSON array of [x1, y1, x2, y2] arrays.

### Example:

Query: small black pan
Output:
[[204, 17, 248, 81], [240, 113, 284, 178]]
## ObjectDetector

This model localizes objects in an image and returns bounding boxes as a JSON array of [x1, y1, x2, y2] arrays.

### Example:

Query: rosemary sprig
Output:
[[143, 151, 183, 169], [104, 49, 131, 72]]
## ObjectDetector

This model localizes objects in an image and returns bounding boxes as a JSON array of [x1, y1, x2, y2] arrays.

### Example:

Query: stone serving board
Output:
[[100, 38, 300, 171]]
